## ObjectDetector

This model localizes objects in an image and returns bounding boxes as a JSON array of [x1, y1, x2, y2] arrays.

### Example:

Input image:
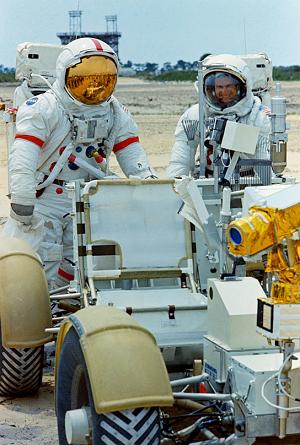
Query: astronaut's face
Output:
[[215, 76, 238, 105], [204, 71, 246, 110]]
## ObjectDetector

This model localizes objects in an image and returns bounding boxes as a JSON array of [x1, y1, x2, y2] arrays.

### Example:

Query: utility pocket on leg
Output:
[[38, 242, 64, 262]]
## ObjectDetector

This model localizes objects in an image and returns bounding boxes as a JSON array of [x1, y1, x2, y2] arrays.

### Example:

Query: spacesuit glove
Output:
[[10, 203, 34, 225], [144, 175, 158, 179], [138, 167, 158, 179]]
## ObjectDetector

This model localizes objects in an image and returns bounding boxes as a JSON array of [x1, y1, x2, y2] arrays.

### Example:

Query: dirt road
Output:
[[0, 79, 300, 444]]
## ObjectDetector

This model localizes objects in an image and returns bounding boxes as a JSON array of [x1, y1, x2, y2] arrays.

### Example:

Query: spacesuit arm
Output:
[[9, 139, 41, 207], [255, 110, 271, 160], [113, 110, 156, 178], [244, 98, 271, 161], [9, 96, 55, 207], [13, 80, 33, 108], [167, 109, 198, 178]]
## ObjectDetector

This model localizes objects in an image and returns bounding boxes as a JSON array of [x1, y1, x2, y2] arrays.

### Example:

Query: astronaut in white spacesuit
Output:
[[8, 37, 155, 288], [167, 54, 271, 178]]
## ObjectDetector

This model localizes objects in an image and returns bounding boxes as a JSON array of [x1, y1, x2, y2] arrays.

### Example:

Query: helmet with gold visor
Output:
[[64, 39, 118, 105]]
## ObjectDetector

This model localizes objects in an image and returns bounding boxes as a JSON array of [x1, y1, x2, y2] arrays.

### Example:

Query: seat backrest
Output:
[[83, 179, 191, 275]]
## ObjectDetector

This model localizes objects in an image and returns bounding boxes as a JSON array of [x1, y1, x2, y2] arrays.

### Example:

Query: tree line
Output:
[[0, 65, 15, 82], [122, 59, 199, 73], [123, 60, 300, 81], [1, 62, 300, 82]]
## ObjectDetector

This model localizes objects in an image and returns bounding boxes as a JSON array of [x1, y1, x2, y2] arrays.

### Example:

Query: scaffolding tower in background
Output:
[[57, 11, 121, 57]]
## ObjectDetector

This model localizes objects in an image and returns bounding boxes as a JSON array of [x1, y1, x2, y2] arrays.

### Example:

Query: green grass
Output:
[[0, 72, 16, 82], [273, 67, 300, 81], [139, 68, 300, 82], [138, 70, 197, 82]]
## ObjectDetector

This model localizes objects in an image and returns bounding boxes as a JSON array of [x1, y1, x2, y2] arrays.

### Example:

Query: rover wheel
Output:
[[56, 327, 160, 444], [0, 325, 44, 396]]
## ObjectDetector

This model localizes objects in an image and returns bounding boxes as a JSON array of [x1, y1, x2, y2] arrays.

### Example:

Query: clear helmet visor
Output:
[[204, 71, 246, 109], [65, 55, 117, 105]]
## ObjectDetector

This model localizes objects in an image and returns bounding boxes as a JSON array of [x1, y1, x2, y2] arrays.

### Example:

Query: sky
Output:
[[1, 0, 300, 68]]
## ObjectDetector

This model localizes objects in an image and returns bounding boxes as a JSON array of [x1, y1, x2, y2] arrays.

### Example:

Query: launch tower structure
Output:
[[57, 11, 121, 57]]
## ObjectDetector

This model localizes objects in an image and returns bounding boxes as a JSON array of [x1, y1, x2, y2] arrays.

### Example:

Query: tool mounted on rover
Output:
[[227, 182, 300, 440]]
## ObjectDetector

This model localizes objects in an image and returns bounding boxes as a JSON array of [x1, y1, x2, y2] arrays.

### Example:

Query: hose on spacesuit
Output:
[[36, 143, 74, 190], [102, 96, 123, 174], [31, 73, 74, 122]]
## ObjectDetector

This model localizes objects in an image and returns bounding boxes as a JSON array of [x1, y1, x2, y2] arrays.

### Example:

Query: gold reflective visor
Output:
[[65, 55, 117, 105]]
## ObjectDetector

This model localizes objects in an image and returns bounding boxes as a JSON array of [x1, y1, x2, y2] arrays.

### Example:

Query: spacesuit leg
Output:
[[36, 215, 64, 289], [56, 215, 74, 288], [34, 185, 67, 289]]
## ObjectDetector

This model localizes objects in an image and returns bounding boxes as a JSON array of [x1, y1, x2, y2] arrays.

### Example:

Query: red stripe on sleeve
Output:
[[58, 268, 74, 281], [91, 38, 103, 51], [15, 134, 44, 148], [113, 136, 140, 153]]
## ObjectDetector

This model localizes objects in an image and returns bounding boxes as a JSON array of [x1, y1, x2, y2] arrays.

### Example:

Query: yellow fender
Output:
[[56, 305, 174, 413], [0, 237, 52, 347]]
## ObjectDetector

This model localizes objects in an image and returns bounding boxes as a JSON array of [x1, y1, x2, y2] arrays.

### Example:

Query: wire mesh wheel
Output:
[[0, 324, 44, 396], [56, 327, 160, 444]]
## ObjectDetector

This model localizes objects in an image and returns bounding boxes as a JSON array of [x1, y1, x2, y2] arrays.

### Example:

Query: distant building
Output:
[[119, 67, 136, 77], [57, 11, 121, 57]]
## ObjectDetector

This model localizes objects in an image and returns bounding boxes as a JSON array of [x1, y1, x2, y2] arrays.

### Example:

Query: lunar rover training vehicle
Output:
[[1, 43, 300, 445]]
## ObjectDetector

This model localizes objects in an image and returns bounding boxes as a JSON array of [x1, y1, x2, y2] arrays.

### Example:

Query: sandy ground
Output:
[[0, 79, 300, 444]]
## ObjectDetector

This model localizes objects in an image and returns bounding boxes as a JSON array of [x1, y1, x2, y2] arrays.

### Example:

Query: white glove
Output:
[[3, 212, 45, 251]]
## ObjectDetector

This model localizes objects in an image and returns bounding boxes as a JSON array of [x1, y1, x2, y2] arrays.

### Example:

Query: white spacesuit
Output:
[[167, 54, 271, 178], [13, 80, 35, 107], [8, 37, 155, 288]]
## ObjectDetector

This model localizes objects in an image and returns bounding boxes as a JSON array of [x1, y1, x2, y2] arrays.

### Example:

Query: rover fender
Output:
[[56, 305, 174, 414], [0, 237, 52, 348]]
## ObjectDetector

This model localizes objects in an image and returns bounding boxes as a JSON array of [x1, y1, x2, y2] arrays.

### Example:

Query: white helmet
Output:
[[53, 37, 119, 114], [202, 54, 254, 117]]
